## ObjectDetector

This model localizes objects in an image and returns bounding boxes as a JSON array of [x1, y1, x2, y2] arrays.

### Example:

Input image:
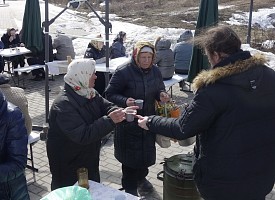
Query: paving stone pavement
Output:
[[1, 1, 275, 199], [15, 73, 196, 200]]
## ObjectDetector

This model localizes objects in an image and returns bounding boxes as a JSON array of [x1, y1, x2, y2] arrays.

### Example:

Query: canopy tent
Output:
[[187, 0, 219, 83], [21, 0, 43, 54]]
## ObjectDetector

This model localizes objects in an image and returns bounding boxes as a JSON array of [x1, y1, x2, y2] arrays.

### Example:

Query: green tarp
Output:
[[21, 0, 43, 53], [187, 0, 219, 83]]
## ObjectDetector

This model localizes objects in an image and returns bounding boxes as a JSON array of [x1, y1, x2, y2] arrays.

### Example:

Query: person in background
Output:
[[154, 36, 175, 80], [1, 28, 25, 75], [109, 31, 126, 59], [52, 31, 75, 60], [0, 74, 32, 135], [173, 29, 193, 75], [27, 31, 54, 81], [0, 91, 30, 200], [84, 34, 106, 95], [138, 26, 275, 200], [0, 41, 4, 73], [46, 58, 136, 190], [105, 41, 170, 197]]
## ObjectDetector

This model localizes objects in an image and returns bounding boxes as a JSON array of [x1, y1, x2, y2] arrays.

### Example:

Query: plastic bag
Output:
[[41, 186, 92, 200], [155, 101, 195, 147], [155, 101, 181, 148]]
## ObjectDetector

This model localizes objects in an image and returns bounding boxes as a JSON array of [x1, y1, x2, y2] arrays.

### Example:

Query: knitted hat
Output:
[[140, 46, 153, 54], [178, 29, 193, 42]]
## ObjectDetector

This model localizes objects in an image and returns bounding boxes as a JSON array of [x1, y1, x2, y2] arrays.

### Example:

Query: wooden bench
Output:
[[13, 65, 44, 88], [27, 131, 41, 182]]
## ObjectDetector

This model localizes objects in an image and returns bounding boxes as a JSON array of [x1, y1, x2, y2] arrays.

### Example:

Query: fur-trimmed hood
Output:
[[192, 54, 267, 93]]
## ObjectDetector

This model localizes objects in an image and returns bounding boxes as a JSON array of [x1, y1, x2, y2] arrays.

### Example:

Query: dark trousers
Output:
[[27, 57, 45, 77], [122, 164, 148, 193], [9, 55, 25, 69], [0, 56, 4, 73], [94, 72, 112, 96]]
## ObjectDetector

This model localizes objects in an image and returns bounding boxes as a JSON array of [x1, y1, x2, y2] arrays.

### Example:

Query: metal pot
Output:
[[157, 153, 202, 200]]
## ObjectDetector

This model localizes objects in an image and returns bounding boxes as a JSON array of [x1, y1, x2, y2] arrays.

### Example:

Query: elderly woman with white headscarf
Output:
[[46, 58, 133, 191]]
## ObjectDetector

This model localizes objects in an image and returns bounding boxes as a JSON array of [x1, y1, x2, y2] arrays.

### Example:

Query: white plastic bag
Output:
[[41, 186, 92, 200]]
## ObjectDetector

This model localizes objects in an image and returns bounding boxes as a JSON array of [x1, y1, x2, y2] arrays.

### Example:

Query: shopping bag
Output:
[[40, 186, 92, 200], [155, 101, 196, 147], [155, 101, 181, 148]]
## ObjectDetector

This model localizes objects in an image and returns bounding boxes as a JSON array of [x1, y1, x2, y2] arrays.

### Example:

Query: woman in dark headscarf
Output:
[[110, 31, 126, 59]]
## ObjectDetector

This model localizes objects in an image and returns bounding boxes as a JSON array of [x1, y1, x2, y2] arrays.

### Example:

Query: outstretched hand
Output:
[[108, 108, 125, 124], [137, 115, 149, 130]]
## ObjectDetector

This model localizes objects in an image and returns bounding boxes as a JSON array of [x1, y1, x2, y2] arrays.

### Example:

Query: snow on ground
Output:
[[1, 0, 275, 70]]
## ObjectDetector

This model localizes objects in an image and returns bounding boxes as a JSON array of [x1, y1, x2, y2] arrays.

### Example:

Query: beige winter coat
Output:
[[0, 84, 32, 134]]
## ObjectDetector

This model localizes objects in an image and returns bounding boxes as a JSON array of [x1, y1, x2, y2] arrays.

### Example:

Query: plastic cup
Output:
[[125, 108, 136, 122], [77, 168, 89, 189], [134, 99, 144, 109]]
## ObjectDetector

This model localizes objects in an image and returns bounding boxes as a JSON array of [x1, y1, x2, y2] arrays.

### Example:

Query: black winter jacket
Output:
[[0, 92, 29, 200], [47, 84, 118, 190], [147, 51, 275, 199], [105, 60, 165, 168], [1, 33, 21, 48], [110, 40, 126, 59], [84, 44, 105, 60]]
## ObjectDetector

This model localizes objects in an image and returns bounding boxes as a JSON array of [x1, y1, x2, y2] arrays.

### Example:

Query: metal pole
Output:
[[105, 0, 110, 87], [247, 0, 253, 44], [45, 0, 50, 122]]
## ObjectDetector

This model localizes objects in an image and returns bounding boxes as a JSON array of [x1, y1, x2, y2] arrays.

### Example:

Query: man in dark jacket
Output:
[[138, 26, 275, 200], [0, 91, 30, 200], [105, 41, 170, 196], [27, 32, 54, 81]]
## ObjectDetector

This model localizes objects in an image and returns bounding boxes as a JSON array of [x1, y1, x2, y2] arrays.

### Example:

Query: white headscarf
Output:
[[64, 58, 96, 99]]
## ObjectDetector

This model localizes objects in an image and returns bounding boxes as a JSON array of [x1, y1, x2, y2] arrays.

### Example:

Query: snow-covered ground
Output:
[[1, 0, 275, 70]]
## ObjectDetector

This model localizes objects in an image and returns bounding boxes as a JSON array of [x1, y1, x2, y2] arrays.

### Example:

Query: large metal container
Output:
[[157, 153, 202, 200]]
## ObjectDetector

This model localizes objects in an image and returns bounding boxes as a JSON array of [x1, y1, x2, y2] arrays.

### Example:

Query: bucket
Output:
[[157, 153, 202, 200]]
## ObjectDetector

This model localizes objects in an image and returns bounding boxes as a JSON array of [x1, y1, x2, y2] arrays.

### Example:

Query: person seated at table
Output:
[[27, 31, 54, 81], [109, 31, 126, 59], [154, 36, 175, 80], [52, 30, 75, 60], [84, 34, 107, 95], [1, 28, 25, 75], [0, 91, 30, 200], [46, 58, 137, 190], [0, 74, 32, 134], [173, 29, 193, 75], [105, 41, 170, 197]]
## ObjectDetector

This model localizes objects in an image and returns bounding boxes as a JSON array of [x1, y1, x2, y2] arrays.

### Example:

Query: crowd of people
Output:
[[1, 25, 275, 200]]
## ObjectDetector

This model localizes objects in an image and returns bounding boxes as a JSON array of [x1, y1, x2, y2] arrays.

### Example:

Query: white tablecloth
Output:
[[46, 57, 131, 75], [0, 47, 31, 57], [75, 180, 139, 200]]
